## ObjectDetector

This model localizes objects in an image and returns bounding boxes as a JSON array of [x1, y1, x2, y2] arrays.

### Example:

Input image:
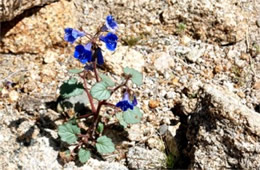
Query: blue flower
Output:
[[116, 93, 137, 111], [74, 43, 92, 64], [64, 28, 85, 43], [100, 32, 118, 51], [96, 47, 104, 65], [105, 15, 118, 32]]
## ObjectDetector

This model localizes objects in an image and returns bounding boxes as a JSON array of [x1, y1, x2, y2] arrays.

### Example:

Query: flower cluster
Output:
[[64, 15, 138, 112], [64, 15, 118, 65], [58, 15, 144, 164]]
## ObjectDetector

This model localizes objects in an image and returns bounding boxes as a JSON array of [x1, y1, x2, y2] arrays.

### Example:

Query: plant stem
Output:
[[78, 113, 93, 119], [111, 76, 130, 95], [93, 61, 99, 82], [80, 71, 96, 113], [103, 102, 116, 108], [91, 101, 104, 137]]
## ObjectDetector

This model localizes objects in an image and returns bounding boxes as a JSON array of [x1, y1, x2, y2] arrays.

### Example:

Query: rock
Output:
[[166, 91, 176, 99], [151, 52, 175, 73], [127, 146, 167, 169], [103, 45, 145, 75], [253, 81, 260, 90], [185, 84, 260, 169], [126, 124, 144, 141], [8, 90, 19, 102], [179, 35, 191, 46], [109, 0, 250, 44], [43, 51, 59, 64], [0, 0, 80, 54], [147, 136, 165, 151], [148, 99, 160, 109], [159, 124, 168, 135], [0, 0, 58, 22], [185, 47, 204, 63], [240, 52, 250, 61], [64, 159, 128, 170]]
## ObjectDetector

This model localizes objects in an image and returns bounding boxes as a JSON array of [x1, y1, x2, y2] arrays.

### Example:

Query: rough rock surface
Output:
[[185, 84, 260, 169], [127, 146, 167, 169], [0, 0, 260, 169], [0, 0, 58, 22], [105, 0, 254, 44], [0, 0, 80, 54]]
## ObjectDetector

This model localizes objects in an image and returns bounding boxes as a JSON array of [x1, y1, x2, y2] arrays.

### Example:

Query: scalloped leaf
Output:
[[96, 136, 115, 154], [90, 82, 111, 100], [116, 112, 128, 128], [78, 148, 91, 163], [123, 106, 143, 124], [99, 74, 115, 87], [123, 67, 143, 86], [60, 78, 84, 98], [58, 123, 80, 144]]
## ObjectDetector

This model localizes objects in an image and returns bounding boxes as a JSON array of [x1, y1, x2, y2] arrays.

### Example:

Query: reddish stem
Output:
[[93, 61, 99, 82], [78, 113, 93, 119], [111, 76, 131, 96], [80, 71, 96, 113]]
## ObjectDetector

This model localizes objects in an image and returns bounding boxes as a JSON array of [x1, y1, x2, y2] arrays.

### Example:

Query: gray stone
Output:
[[166, 91, 176, 99], [185, 84, 260, 169], [0, 0, 58, 22], [127, 146, 167, 169]]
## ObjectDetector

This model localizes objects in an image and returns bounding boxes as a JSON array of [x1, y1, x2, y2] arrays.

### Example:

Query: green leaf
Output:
[[78, 148, 91, 163], [99, 74, 115, 87], [123, 107, 143, 124], [68, 68, 84, 74], [96, 136, 115, 154], [97, 122, 104, 134], [116, 112, 128, 128], [90, 82, 111, 100], [58, 123, 80, 144], [123, 67, 143, 86], [60, 78, 84, 98]]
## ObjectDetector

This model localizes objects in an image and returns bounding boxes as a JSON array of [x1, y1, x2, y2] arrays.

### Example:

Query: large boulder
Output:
[[0, 0, 58, 22], [105, 0, 252, 44], [185, 84, 260, 169], [0, 0, 80, 54]]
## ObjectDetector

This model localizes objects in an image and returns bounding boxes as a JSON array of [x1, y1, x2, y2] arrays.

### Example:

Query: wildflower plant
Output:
[[58, 15, 143, 163]]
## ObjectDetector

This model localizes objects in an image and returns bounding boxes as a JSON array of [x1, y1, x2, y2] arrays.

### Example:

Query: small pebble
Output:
[[166, 91, 176, 99], [149, 100, 160, 109], [159, 124, 168, 135], [253, 81, 260, 90], [9, 90, 19, 102], [240, 53, 250, 61]]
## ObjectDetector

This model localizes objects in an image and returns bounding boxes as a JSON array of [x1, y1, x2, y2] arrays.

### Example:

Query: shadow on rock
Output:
[[1, 7, 41, 41]]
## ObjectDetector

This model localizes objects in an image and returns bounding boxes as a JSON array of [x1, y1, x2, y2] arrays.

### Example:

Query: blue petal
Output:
[[74, 45, 92, 64], [116, 101, 134, 111], [132, 96, 137, 106], [96, 47, 104, 65], [100, 32, 118, 51], [64, 28, 85, 43], [105, 15, 118, 32]]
